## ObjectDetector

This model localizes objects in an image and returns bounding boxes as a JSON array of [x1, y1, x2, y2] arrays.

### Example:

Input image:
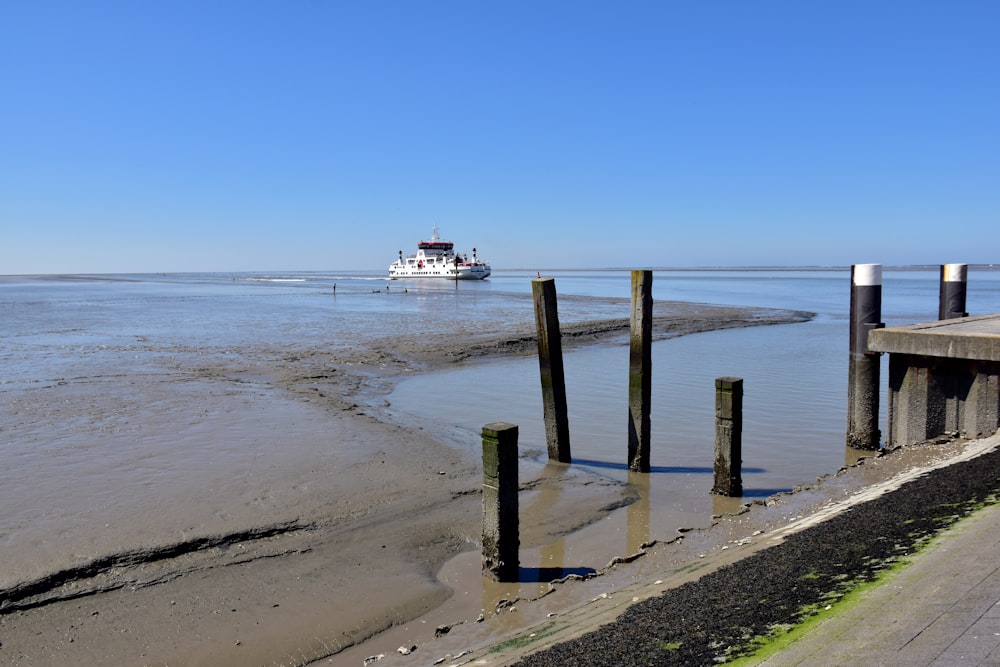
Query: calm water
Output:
[[390, 268, 1000, 498], [3, 268, 1000, 566]]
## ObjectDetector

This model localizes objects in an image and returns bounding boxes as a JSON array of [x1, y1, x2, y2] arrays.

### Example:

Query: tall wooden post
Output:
[[939, 264, 969, 320], [846, 264, 883, 450], [712, 377, 743, 497], [532, 278, 571, 463], [628, 270, 653, 472], [482, 422, 519, 582]]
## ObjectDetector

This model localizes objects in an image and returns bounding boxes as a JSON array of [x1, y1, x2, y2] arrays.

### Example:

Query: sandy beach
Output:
[[0, 300, 814, 666]]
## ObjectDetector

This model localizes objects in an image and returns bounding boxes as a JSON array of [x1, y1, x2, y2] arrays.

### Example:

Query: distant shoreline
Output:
[[3, 264, 998, 280]]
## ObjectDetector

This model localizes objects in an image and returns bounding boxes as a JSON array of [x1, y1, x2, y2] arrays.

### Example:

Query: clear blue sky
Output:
[[2, 1, 997, 273]]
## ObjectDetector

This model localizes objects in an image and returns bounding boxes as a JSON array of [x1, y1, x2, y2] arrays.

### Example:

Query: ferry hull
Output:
[[389, 226, 491, 280], [388, 265, 491, 280]]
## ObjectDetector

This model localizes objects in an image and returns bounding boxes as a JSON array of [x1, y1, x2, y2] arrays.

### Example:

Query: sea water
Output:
[[389, 268, 1000, 499], [3, 269, 1000, 567]]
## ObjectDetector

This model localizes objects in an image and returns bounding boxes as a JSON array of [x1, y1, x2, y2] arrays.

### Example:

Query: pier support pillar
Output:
[[965, 370, 1000, 438], [712, 377, 743, 497], [532, 278, 571, 463], [939, 264, 969, 320], [628, 270, 653, 472], [886, 355, 1000, 446], [846, 264, 884, 450], [887, 356, 939, 446], [482, 422, 519, 582]]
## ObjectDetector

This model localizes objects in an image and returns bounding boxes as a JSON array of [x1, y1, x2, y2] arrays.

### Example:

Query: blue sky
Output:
[[2, 1, 997, 273]]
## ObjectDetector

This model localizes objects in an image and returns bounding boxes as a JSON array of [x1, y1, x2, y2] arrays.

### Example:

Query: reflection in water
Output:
[[627, 471, 651, 554], [477, 433, 964, 622], [522, 462, 565, 599], [479, 542, 598, 620], [536, 540, 566, 598], [481, 575, 521, 620], [845, 445, 877, 467], [712, 493, 745, 517], [480, 463, 601, 618]]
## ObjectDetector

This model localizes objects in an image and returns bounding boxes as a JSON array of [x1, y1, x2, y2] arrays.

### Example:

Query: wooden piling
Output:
[[628, 270, 653, 472], [939, 263, 969, 320], [846, 264, 884, 450], [712, 377, 743, 497], [482, 422, 519, 582], [532, 278, 571, 463]]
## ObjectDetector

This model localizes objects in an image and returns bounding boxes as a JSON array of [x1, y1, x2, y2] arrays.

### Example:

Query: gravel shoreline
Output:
[[511, 440, 1000, 666]]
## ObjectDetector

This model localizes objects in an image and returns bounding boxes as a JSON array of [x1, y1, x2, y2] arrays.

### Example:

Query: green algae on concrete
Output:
[[489, 623, 559, 654], [512, 443, 1000, 667], [723, 495, 1000, 664]]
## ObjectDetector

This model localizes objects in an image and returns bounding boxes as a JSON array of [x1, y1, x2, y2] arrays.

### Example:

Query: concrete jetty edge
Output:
[[434, 434, 1000, 666]]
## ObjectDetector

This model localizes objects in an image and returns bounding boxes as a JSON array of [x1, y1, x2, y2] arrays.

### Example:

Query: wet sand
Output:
[[0, 302, 811, 666]]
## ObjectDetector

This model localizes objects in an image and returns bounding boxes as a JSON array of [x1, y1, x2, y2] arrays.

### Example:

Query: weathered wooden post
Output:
[[939, 263, 969, 320], [482, 422, 519, 582], [628, 270, 653, 472], [846, 264, 884, 450], [532, 278, 571, 463], [712, 377, 743, 496]]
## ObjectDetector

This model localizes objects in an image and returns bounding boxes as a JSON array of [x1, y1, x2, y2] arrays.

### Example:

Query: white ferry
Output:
[[389, 227, 491, 280]]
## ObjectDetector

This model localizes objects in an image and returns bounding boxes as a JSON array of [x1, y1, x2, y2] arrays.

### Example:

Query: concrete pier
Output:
[[868, 314, 1000, 446], [532, 278, 571, 463], [846, 264, 884, 450], [712, 377, 743, 497], [627, 270, 653, 472], [482, 422, 519, 582]]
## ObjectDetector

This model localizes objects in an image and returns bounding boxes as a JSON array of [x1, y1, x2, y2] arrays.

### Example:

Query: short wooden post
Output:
[[712, 377, 743, 497], [628, 270, 653, 472], [939, 264, 969, 320], [532, 278, 571, 463], [846, 264, 883, 450], [482, 422, 519, 582]]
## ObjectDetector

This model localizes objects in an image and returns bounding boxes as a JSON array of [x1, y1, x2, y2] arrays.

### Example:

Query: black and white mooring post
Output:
[[846, 263, 884, 450], [939, 263, 969, 320]]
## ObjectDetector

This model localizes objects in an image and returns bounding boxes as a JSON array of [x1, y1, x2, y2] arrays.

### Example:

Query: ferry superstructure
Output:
[[389, 227, 491, 280]]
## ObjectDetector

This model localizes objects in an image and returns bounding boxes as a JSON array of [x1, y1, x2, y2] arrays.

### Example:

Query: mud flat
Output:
[[0, 301, 810, 666]]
